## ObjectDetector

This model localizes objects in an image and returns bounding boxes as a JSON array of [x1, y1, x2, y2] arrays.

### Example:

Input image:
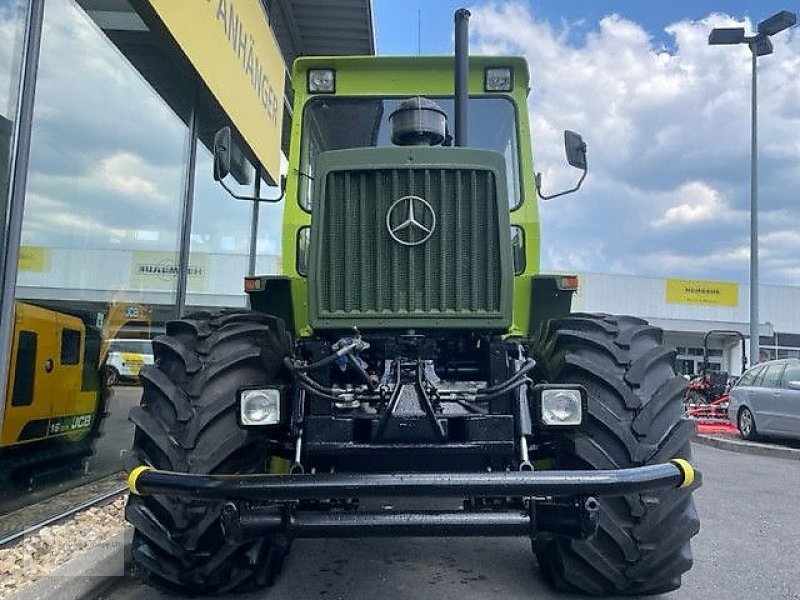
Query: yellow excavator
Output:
[[0, 302, 106, 486]]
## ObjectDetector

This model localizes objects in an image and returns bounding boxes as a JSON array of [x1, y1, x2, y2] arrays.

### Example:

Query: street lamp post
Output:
[[709, 10, 797, 365]]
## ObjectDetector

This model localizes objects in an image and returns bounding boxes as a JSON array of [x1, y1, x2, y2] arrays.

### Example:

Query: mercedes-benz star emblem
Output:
[[385, 195, 437, 246]]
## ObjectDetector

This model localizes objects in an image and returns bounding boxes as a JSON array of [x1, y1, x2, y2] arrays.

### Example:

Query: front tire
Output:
[[104, 366, 118, 387], [534, 313, 700, 596], [125, 310, 291, 595]]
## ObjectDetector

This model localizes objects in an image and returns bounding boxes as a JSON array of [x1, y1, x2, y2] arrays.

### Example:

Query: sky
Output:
[[374, 1, 800, 286]]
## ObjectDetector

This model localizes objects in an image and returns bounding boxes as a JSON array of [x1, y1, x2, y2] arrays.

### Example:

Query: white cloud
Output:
[[470, 2, 800, 284], [98, 152, 168, 204], [762, 230, 800, 251], [651, 182, 726, 228]]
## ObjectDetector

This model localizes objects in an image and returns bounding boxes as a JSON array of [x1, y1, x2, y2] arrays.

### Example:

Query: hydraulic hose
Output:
[[289, 341, 361, 372], [347, 353, 377, 392], [285, 357, 371, 402], [297, 379, 341, 402], [479, 359, 536, 395], [476, 377, 531, 400]]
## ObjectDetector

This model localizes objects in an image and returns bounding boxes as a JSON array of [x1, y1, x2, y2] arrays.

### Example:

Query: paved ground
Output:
[[104, 443, 800, 600]]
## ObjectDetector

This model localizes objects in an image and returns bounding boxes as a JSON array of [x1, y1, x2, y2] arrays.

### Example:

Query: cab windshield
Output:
[[299, 96, 521, 210]]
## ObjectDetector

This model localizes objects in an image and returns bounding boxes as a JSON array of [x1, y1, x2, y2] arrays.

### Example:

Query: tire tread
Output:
[[125, 310, 290, 595], [535, 314, 700, 596]]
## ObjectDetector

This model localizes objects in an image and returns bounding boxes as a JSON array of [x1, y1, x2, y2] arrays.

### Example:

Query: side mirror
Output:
[[213, 127, 232, 181], [212, 127, 287, 203], [536, 129, 589, 201], [564, 130, 587, 170]]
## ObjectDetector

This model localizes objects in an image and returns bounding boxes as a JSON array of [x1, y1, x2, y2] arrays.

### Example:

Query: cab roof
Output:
[[293, 55, 530, 97]]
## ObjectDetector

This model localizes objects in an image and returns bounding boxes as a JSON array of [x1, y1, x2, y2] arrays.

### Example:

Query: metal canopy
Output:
[[266, 0, 375, 67], [76, 0, 374, 159]]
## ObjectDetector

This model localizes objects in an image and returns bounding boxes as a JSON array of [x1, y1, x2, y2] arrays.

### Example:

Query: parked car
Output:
[[728, 358, 800, 440], [103, 338, 153, 386]]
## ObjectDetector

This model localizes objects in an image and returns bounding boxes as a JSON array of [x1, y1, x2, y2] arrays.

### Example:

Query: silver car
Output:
[[728, 358, 800, 440]]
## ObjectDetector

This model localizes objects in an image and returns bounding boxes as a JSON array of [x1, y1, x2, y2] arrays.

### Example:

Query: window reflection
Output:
[[1, 0, 187, 526], [0, 0, 27, 254]]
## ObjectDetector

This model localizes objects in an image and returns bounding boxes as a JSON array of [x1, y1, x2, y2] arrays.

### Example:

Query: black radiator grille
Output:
[[316, 167, 503, 322]]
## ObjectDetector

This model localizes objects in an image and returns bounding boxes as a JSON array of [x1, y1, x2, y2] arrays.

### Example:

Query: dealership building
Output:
[[571, 273, 799, 376]]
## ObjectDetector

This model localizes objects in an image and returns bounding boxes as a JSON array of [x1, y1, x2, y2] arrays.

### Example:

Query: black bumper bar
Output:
[[128, 460, 697, 501]]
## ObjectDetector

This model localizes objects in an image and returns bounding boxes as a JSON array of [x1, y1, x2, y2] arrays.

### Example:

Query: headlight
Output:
[[533, 385, 586, 427], [240, 389, 281, 426], [484, 67, 512, 91], [308, 69, 335, 93]]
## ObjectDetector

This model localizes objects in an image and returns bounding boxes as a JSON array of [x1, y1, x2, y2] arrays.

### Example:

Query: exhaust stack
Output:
[[454, 8, 470, 147]]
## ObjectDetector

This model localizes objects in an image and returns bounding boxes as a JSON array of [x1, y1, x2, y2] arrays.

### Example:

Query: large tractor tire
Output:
[[533, 313, 700, 596], [125, 310, 291, 595]]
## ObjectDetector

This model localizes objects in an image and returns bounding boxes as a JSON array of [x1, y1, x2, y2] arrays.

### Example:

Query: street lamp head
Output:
[[709, 27, 745, 45], [752, 36, 774, 56], [758, 10, 797, 36]]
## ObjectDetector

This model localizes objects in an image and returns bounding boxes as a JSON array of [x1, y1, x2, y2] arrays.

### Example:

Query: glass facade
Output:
[[0, 0, 282, 536], [0, 1, 27, 249]]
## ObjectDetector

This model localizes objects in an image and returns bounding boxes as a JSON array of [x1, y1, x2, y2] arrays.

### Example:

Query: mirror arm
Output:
[[218, 175, 285, 203], [536, 166, 587, 201]]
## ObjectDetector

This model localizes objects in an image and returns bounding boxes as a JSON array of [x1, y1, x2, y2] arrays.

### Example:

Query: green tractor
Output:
[[125, 10, 700, 596]]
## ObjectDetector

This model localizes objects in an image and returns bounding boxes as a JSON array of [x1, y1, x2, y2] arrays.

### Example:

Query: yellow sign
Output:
[[18, 246, 50, 272], [146, 0, 284, 181], [130, 251, 210, 292], [666, 279, 738, 307]]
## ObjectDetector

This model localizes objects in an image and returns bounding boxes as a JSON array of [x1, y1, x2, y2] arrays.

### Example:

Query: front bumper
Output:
[[129, 460, 697, 501], [128, 461, 697, 541]]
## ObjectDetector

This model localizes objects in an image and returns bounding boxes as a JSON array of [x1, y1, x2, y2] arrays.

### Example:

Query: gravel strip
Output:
[[0, 473, 126, 542], [0, 495, 127, 599]]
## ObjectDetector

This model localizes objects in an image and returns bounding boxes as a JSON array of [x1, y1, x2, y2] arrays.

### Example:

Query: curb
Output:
[[11, 527, 132, 600], [693, 433, 800, 461]]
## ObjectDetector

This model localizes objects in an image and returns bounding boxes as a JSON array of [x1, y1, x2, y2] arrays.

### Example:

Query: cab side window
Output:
[[752, 366, 768, 387], [60, 328, 81, 365], [759, 365, 785, 389], [780, 364, 800, 389], [511, 226, 525, 275], [737, 366, 762, 387], [11, 331, 37, 407]]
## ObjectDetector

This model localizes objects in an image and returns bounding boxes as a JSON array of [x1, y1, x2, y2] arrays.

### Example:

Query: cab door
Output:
[[51, 314, 97, 439], [53, 314, 85, 413], [776, 363, 800, 438], [753, 364, 785, 434], [1, 303, 59, 445]]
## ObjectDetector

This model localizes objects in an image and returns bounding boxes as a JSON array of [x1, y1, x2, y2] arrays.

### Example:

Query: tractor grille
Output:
[[314, 166, 504, 326]]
